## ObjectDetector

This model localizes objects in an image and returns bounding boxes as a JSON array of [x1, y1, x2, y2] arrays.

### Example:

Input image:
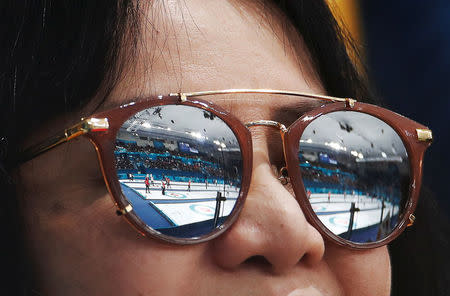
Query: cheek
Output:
[[84, 203, 209, 295], [324, 243, 391, 296], [18, 139, 210, 295], [23, 189, 207, 295]]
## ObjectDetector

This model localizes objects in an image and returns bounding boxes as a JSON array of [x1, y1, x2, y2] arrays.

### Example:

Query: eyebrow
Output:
[[270, 99, 324, 127]]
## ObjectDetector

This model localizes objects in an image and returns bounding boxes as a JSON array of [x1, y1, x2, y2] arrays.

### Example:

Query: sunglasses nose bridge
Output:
[[245, 120, 287, 133], [244, 120, 288, 150], [244, 120, 289, 180]]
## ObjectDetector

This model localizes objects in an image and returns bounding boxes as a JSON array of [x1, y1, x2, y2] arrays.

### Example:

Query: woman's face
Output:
[[19, 1, 391, 295]]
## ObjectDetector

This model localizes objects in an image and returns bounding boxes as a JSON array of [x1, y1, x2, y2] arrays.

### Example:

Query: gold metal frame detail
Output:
[[416, 128, 433, 142], [170, 88, 355, 104], [245, 120, 288, 133], [21, 117, 109, 163]]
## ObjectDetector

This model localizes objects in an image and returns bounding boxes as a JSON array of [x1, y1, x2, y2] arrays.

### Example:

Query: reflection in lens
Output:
[[114, 105, 243, 238], [299, 111, 410, 243]]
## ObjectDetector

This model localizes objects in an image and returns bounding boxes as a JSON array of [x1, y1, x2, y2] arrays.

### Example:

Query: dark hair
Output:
[[389, 187, 450, 295], [1, 0, 448, 295], [1, 1, 139, 293]]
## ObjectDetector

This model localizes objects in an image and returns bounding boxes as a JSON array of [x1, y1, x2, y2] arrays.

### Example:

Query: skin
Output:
[[18, 1, 391, 295]]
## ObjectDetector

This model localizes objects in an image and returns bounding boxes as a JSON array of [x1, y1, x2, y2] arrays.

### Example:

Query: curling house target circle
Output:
[[190, 204, 215, 216], [329, 216, 357, 228], [311, 205, 327, 212], [167, 192, 187, 199]]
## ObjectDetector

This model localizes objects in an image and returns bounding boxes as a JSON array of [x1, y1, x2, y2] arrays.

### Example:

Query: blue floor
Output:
[[120, 183, 230, 238], [120, 183, 174, 228]]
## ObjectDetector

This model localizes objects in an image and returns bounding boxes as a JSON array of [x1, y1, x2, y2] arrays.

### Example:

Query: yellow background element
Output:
[[326, 0, 363, 44]]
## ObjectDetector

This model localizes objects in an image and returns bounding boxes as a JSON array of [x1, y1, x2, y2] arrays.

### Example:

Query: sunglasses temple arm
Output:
[[18, 117, 109, 164]]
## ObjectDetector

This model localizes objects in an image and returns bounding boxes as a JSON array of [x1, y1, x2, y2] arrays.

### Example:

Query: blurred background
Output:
[[329, 0, 450, 215]]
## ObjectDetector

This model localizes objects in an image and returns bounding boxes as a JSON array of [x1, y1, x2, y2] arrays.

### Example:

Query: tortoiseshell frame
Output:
[[21, 90, 432, 248], [84, 95, 253, 245], [284, 102, 431, 249]]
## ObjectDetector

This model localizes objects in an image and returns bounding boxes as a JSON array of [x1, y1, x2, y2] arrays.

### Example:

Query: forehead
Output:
[[104, 0, 325, 119]]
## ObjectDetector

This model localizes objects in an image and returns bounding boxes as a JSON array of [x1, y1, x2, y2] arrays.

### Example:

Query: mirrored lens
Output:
[[298, 111, 410, 243], [115, 105, 243, 239]]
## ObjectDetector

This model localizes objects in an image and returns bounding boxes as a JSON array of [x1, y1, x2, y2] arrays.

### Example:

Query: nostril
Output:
[[243, 255, 272, 269]]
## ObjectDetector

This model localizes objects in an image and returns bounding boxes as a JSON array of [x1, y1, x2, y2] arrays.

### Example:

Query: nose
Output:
[[211, 130, 325, 274]]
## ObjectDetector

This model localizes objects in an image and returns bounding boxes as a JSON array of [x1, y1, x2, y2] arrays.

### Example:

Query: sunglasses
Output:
[[22, 89, 432, 249]]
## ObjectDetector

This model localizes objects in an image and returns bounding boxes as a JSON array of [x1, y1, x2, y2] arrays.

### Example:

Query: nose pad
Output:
[[277, 166, 289, 185], [211, 150, 325, 274]]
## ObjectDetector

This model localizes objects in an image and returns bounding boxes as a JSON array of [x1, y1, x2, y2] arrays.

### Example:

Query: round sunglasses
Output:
[[22, 89, 432, 249]]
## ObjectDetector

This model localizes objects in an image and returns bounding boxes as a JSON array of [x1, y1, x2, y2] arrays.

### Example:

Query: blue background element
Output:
[[361, 1, 450, 214]]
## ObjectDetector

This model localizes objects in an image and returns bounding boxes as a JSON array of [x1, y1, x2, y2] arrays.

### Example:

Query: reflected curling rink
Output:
[[309, 192, 399, 242], [120, 178, 239, 236], [298, 110, 409, 243], [121, 176, 398, 243], [114, 104, 244, 238]]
